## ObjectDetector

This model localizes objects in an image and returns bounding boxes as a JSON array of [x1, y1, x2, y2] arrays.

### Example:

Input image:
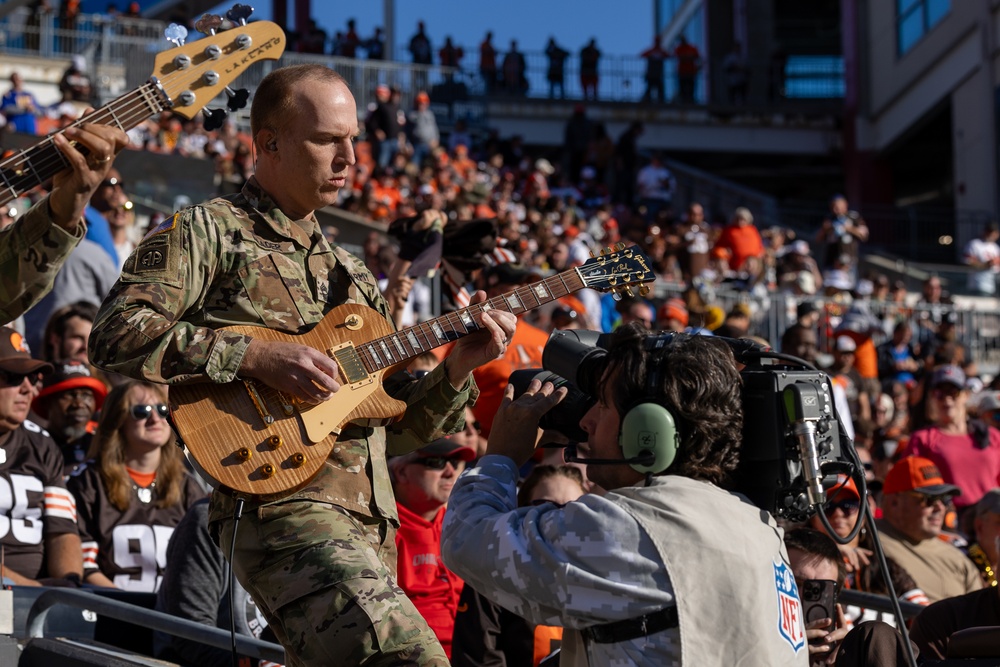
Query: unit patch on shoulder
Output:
[[773, 559, 805, 654], [134, 243, 169, 272], [143, 213, 179, 240]]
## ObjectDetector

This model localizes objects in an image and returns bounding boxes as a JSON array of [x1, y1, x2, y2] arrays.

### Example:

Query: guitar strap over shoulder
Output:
[[329, 244, 394, 327]]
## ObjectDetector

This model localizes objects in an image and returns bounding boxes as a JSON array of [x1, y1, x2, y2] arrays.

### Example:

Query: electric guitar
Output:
[[169, 244, 656, 498], [0, 18, 285, 207]]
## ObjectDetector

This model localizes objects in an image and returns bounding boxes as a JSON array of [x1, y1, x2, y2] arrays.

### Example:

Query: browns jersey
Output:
[[0, 420, 78, 579], [68, 464, 205, 592]]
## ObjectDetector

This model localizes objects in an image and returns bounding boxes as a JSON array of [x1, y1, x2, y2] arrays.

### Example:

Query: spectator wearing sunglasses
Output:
[[0, 327, 84, 586], [876, 457, 982, 602], [31, 361, 107, 476], [809, 474, 927, 628], [903, 365, 1000, 523], [388, 437, 476, 658], [67, 380, 205, 591]]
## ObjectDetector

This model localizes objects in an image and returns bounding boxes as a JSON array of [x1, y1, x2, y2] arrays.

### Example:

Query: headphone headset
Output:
[[618, 361, 679, 474], [266, 139, 277, 151]]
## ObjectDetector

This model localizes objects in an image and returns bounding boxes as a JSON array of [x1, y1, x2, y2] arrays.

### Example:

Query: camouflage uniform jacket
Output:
[[443, 456, 808, 666], [0, 195, 85, 323], [90, 178, 477, 523]]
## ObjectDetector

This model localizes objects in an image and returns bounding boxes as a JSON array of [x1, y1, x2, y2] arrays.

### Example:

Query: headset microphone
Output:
[[563, 444, 657, 467]]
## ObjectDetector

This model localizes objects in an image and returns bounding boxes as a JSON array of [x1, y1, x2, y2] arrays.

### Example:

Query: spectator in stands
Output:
[[673, 35, 701, 103], [545, 37, 570, 99], [479, 31, 498, 93], [616, 297, 655, 331], [409, 21, 433, 91], [87, 168, 135, 270], [818, 194, 868, 282], [338, 18, 360, 58], [451, 465, 588, 667], [39, 300, 97, 365], [438, 36, 463, 83], [830, 335, 872, 423], [390, 437, 477, 658], [365, 26, 385, 60], [777, 239, 823, 296], [31, 361, 106, 475], [366, 84, 402, 168], [965, 488, 1000, 587], [408, 91, 440, 168], [712, 206, 765, 281], [1, 72, 41, 135], [677, 202, 711, 282], [0, 327, 82, 586], [903, 364, 1000, 517], [502, 40, 527, 96], [580, 38, 601, 101], [68, 380, 204, 590], [657, 297, 688, 332], [783, 528, 850, 664], [58, 55, 93, 105], [298, 18, 327, 54], [808, 475, 929, 628], [722, 42, 749, 104], [640, 36, 669, 104], [154, 498, 273, 666], [635, 153, 675, 221], [963, 221, 1000, 296], [876, 320, 920, 389], [876, 456, 983, 602]]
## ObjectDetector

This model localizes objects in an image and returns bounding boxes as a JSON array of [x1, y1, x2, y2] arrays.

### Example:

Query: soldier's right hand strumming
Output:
[[240, 339, 342, 402]]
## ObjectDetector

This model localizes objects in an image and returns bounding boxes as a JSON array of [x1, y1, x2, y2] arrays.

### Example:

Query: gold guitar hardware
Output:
[[290, 453, 306, 467], [345, 314, 363, 330], [268, 435, 283, 449], [260, 463, 275, 478], [236, 447, 252, 462]]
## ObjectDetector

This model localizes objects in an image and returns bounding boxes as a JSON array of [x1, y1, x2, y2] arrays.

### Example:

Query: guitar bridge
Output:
[[243, 380, 274, 425]]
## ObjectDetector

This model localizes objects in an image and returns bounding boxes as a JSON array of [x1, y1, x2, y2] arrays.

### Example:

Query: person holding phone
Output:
[[784, 528, 851, 665]]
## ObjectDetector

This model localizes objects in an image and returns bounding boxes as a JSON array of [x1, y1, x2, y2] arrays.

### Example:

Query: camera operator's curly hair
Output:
[[596, 324, 744, 486]]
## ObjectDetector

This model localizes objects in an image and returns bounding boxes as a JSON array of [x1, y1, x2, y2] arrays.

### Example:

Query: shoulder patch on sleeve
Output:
[[144, 213, 178, 240]]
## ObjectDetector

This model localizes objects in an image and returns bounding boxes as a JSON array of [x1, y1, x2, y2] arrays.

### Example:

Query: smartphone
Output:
[[801, 579, 837, 628]]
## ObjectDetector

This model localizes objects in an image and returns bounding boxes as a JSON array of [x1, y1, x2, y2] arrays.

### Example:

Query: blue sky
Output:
[[212, 0, 657, 59]]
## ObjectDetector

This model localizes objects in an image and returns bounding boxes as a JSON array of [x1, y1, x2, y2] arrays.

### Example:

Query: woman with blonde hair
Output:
[[67, 380, 204, 591]]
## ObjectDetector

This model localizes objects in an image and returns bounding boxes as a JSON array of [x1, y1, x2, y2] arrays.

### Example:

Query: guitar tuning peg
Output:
[[225, 87, 250, 111], [164, 22, 188, 46], [623, 287, 634, 298], [615, 242, 626, 251], [202, 107, 228, 131], [599, 248, 607, 256], [611, 289, 623, 302], [226, 3, 254, 25], [195, 13, 224, 35], [589, 251, 596, 259], [639, 285, 650, 296]]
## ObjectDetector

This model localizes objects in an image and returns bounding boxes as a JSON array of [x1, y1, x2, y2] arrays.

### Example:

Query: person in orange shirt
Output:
[[712, 206, 764, 280], [674, 35, 701, 103]]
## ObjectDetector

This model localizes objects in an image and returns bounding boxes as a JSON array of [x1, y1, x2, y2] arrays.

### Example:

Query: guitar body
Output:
[[170, 304, 407, 498]]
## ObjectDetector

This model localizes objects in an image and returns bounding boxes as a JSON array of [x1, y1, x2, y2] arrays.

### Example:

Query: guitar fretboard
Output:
[[0, 83, 168, 207], [355, 268, 586, 372]]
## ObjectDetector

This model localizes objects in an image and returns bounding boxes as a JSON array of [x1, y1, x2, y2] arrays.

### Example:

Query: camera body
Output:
[[512, 330, 848, 520]]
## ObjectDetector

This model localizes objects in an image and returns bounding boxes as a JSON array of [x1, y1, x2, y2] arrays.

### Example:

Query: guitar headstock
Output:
[[152, 20, 285, 120], [578, 243, 656, 299]]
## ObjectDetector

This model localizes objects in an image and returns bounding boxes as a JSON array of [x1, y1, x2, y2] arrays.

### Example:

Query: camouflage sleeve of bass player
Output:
[[89, 203, 253, 383], [0, 196, 85, 324]]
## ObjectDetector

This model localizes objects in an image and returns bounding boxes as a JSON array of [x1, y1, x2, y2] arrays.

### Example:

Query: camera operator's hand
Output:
[[486, 379, 568, 465], [806, 603, 848, 665]]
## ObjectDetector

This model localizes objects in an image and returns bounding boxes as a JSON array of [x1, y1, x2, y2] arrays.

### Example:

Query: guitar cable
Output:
[[229, 497, 246, 667]]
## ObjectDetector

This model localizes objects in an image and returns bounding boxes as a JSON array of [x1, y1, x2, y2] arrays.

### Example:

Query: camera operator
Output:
[[441, 326, 809, 665]]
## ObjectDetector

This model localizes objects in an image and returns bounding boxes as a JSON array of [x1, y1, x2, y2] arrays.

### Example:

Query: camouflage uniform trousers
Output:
[[215, 499, 450, 666]]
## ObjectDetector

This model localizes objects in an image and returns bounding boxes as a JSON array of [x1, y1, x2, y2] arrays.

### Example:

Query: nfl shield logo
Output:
[[773, 560, 805, 653]]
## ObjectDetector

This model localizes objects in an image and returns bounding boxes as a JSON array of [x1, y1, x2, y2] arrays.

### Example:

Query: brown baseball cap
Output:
[[0, 327, 52, 376]]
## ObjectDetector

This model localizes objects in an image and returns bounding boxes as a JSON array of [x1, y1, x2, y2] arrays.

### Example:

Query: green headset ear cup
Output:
[[619, 402, 678, 474]]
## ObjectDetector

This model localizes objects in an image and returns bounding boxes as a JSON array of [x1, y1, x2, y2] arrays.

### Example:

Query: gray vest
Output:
[[566, 476, 809, 666]]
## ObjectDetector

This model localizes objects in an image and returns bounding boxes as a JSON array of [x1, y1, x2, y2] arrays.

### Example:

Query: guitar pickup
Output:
[[331, 345, 370, 385]]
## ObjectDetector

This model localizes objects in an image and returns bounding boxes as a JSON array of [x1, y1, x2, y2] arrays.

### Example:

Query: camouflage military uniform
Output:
[[0, 196, 85, 323], [91, 178, 474, 666]]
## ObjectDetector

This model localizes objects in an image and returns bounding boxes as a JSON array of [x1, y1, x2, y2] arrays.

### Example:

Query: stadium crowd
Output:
[[3, 34, 1000, 666]]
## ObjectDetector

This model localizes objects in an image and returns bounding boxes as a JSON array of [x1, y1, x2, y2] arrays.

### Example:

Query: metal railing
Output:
[[25, 588, 285, 664]]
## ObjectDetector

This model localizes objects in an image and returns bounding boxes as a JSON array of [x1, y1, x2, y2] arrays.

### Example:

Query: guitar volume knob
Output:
[[268, 435, 283, 449], [236, 447, 252, 462], [290, 453, 305, 468], [260, 463, 275, 478]]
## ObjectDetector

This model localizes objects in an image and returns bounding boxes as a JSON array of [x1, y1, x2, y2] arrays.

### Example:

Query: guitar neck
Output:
[[0, 83, 167, 208], [357, 267, 586, 373]]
